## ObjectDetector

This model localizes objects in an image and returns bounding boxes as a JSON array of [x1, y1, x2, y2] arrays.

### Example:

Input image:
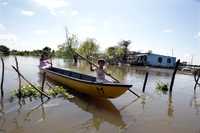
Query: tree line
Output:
[[56, 34, 131, 64], [0, 35, 131, 64], [0, 45, 55, 57]]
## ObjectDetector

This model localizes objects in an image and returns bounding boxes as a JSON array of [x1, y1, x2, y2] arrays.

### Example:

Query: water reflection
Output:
[[190, 91, 200, 116], [0, 97, 5, 132], [167, 94, 174, 118], [39, 72, 126, 131], [6, 99, 49, 133], [119, 98, 139, 111], [69, 95, 126, 131], [1, 56, 199, 132], [141, 95, 146, 110], [25, 99, 49, 122], [107, 66, 130, 81]]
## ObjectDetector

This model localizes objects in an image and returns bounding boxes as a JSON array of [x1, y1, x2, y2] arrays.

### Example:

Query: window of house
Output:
[[167, 58, 171, 64], [158, 57, 162, 63]]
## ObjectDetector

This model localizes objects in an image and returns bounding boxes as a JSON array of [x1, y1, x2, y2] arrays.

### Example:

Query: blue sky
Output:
[[0, 0, 199, 63]]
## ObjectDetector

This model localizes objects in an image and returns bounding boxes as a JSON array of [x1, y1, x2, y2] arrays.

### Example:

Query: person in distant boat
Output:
[[39, 54, 52, 69], [90, 59, 110, 83]]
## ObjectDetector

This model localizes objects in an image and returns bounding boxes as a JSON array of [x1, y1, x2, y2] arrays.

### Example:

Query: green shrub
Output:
[[155, 82, 168, 94]]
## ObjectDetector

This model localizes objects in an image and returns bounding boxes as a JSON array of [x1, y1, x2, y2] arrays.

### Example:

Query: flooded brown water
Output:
[[0, 56, 200, 133]]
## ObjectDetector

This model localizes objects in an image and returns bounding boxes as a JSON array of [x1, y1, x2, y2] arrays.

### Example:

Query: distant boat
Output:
[[40, 67, 132, 98]]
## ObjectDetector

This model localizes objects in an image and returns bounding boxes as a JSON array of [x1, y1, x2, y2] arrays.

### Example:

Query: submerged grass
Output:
[[11, 84, 74, 100], [155, 82, 169, 94]]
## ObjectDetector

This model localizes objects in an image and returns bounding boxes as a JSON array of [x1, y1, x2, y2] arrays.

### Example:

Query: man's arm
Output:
[[90, 64, 95, 71]]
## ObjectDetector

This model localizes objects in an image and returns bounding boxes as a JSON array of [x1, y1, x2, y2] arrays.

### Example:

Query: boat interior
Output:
[[48, 67, 97, 82]]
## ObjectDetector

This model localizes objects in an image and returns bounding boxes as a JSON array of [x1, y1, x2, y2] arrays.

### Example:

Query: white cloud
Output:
[[79, 25, 96, 36], [0, 24, 6, 31], [197, 32, 200, 37], [163, 29, 173, 33], [21, 10, 35, 16], [34, 30, 48, 35], [0, 33, 17, 48], [1, 1, 8, 6], [33, 0, 69, 15], [71, 10, 79, 16], [0, 33, 16, 41], [57, 9, 79, 16], [194, 32, 200, 39], [82, 18, 96, 24]]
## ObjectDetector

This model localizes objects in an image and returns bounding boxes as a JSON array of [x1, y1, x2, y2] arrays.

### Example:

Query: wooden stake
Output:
[[142, 72, 149, 92], [41, 72, 46, 99], [194, 69, 200, 91], [0, 57, 4, 97], [12, 66, 51, 99], [128, 88, 140, 98], [169, 59, 180, 94]]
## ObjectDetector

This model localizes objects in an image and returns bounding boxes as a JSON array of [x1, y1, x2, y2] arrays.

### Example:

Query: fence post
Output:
[[142, 72, 149, 92], [194, 69, 200, 91], [41, 72, 46, 100], [169, 59, 180, 94], [0, 57, 4, 97]]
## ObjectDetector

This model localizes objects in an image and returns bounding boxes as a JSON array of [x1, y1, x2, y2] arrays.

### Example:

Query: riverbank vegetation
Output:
[[0, 33, 131, 65]]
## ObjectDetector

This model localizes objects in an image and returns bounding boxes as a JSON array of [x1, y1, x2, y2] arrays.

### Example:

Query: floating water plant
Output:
[[11, 85, 40, 98], [155, 82, 168, 94], [47, 86, 74, 98], [11, 84, 74, 100]]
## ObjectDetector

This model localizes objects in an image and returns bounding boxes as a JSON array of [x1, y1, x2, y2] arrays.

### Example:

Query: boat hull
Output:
[[41, 68, 132, 98]]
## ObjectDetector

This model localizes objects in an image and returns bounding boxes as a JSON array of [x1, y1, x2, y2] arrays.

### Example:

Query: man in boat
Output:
[[90, 59, 110, 83], [39, 53, 52, 69]]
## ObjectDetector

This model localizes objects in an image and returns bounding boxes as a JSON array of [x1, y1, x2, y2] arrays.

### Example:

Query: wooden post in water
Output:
[[14, 57, 22, 100], [169, 59, 180, 94], [0, 57, 4, 97], [41, 72, 46, 100], [142, 72, 149, 93], [194, 69, 200, 91], [12, 66, 51, 99]]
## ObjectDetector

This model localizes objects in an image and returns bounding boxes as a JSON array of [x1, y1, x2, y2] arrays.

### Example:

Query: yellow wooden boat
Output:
[[41, 67, 132, 98]]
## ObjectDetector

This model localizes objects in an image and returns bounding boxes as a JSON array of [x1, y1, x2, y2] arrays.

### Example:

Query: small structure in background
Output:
[[128, 52, 176, 68]]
